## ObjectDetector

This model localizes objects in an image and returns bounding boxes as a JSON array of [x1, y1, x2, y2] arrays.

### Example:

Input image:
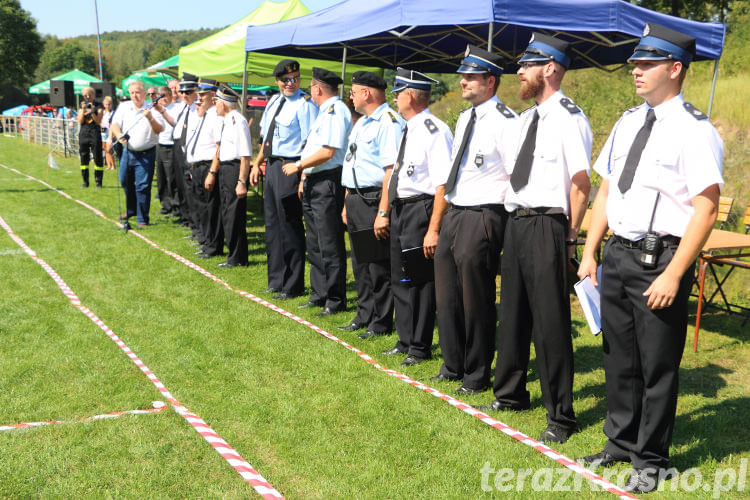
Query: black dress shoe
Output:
[[538, 424, 578, 444], [475, 399, 531, 413], [623, 468, 661, 494], [382, 347, 406, 356], [338, 321, 366, 331], [272, 291, 301, 300], [575, 451, 629, 468], [455, 385, 489, 396], [218, 261, 235, 268], [357, 329, 390, 340], [315, 307, 341, 317], [402, 355, 429, 366], [429, 373, 461, 382], [299, 300, 324, 309], [264, 287, 280, 294]]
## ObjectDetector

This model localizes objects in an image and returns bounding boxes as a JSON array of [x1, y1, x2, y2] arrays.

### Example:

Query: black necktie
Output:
[[444, 108, 476, 194], [263, 97, 286, 158], [510, 109, 539, 192], [178, 105, 190, 144], [388, 125, 408, 206], [189, 112, 207, 156], [618, 108, 657, 193]]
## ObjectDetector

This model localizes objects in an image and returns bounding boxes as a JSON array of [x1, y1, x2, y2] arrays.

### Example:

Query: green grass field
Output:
[[0, 135, 748, 498]]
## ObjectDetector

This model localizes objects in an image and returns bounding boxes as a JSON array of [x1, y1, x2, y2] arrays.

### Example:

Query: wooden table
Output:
[[693, 229, 750, 351]]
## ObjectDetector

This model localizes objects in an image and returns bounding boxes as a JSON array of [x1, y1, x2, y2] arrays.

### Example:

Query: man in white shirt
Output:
[[154, 86, 177, 216], [110, 81, 164, 228], [576, 24, 723, 493]]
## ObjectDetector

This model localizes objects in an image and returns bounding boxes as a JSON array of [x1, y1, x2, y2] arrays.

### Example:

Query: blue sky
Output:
[[19, 0, 343, 39]]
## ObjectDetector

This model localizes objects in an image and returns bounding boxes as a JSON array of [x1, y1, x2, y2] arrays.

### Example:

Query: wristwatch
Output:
[[377, 209, 389, 218], [295, 160, 302, 170], [238, 179, 249, 187], [209, 170, 218, 175]]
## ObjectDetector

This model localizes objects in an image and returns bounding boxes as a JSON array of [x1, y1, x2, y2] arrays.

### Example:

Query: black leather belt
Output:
[[158, 144, 173, 148], [348, 186, 381, 195], [127, 146, 156, 155], [268, 156, 300, 162], [190, 160, 211, 168], [394, 193, 433, 207], [511, 206, 565, 217], [306, 166, 342, 179], [451, 203, 504, 212], [220, 159, 241, 166], [613, 234, 681, 249]]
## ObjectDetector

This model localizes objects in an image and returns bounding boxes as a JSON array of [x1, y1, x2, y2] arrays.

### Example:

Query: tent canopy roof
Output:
[[244, 0, 726, 72]]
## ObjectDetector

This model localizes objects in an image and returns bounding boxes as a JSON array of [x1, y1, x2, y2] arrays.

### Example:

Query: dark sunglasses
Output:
[[279, 77, 299, 84]]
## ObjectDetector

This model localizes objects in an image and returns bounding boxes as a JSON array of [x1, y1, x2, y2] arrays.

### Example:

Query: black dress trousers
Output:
[[218, 160, 248, 266], [302, 168, 347, 311], [493, 213, 576, 430], [434, 205, 506, 389], [390, 196, 435, 358], [171, 144, 196, 233], [263, 158, 305, 295], [156, 144, 176, 214], [191, 161, 224, 257], [600, 237, 692, 471], [345, 190, 393, 333]]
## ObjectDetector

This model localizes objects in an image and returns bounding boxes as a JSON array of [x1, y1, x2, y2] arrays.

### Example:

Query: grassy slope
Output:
[[0, 135, 748, 498]]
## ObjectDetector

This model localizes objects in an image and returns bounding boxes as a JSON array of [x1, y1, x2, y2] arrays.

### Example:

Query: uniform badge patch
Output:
[[303, 94, 311, 101], [559, 97, 581, 114], [474, 153, 484, 168], [387, 111, 398, 123], [424, 118, 437, 134], [406, 164, 415, 177], [328, 105, 335, 114], [683, 102, 708, 120]]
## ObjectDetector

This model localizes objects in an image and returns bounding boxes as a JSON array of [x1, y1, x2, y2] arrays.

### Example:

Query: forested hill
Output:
[[34, 28, 218, 84]]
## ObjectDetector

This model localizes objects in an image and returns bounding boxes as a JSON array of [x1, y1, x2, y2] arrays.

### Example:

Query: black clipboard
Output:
[[350, 228, 390, 263], [401, 246, 434, 285]]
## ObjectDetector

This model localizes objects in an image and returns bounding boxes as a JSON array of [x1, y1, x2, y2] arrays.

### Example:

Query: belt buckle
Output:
[[516, 208, 530, 217]]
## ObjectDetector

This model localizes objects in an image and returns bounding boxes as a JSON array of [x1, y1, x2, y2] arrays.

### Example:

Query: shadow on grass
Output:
[[688, 307, 750, 349], [672, 396, 750, 467]]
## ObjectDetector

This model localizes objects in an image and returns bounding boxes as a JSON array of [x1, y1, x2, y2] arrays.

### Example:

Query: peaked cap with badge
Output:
[[216, 84, 239, 103], [273, 59, 300, 77], [198, 78, 218, 93], [179, 72, 199, 92], [456, 44, 506, 76], [351, 71, 387, 90], [628, 22, 696, 67], [518, 33, 572, 69], [392, 67, 439, 93], [312, 67, 343, 88]]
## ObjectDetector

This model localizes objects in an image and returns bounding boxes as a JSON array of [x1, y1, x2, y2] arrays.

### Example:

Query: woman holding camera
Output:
[[77, 86, 104, 187]]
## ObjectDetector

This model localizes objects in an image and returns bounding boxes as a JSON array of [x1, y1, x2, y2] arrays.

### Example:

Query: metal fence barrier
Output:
[[2, 116, 80, 156]]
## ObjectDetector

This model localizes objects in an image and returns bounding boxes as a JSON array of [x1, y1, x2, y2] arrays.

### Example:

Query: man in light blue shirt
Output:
[[251, 59, 318, 299], [282, 67, 352, 315], [338, 71, 404, 338]]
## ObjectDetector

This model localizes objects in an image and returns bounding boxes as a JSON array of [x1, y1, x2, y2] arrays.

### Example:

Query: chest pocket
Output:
[[274, 108, 297, 139], [533, 147, 560, 188], [654, 149, 682, 183]]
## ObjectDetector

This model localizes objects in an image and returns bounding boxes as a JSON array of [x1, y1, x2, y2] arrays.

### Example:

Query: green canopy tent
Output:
[[29, 69, 124, 97], [178, 0, 381, 106]]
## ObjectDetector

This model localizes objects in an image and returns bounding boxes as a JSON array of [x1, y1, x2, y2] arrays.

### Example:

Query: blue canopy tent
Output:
[[244, 0, 726, 113]]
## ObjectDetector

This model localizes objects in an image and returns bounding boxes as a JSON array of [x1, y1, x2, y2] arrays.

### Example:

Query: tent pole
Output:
[[707, 58, 719, 119], [241, 51, 249, 120], [340, 44, 348, 99], [487, 22, 494, 51]]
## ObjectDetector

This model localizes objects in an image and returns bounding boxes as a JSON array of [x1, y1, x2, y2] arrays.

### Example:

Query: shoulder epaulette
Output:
[[496, 102, 515, 119], [424, 118, 438, 134], [303, 94, 312, 101], [559, 97, 581, 114], [683, 102, 708, 120], [624, 105, 639, 115], [386, 110, 398, 123], [327, 105, 335, 114], [232, 116, 236, 125], [460, 107, 472, 114]]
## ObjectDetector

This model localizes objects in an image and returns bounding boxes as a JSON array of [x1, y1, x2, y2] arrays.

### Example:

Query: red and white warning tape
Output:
[[0, 401, 167, 432], [0, 212, 283, 500], [0, 163, 635, 499]]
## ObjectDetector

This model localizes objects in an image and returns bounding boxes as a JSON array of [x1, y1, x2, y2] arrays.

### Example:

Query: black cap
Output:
[[519, 33, 572, 69], [351, 71, 387, 90], [273, 59, 300, 77], [179, 72, 199, 92], [392, 67, 438, 93], [215, 84, 239, 103], [628, 23, 696, 67], [312, 67, 343, 87], [198, 78, 218, 93], [456, 44, 506, 76]]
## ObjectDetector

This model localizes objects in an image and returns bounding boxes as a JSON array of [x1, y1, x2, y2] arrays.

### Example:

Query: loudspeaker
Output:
[[92, 82, 117, 104], [50, 80, 75, 107]]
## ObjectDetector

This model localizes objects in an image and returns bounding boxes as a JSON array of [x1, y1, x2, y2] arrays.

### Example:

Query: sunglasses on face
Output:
[[279, 77, 299, 84]]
